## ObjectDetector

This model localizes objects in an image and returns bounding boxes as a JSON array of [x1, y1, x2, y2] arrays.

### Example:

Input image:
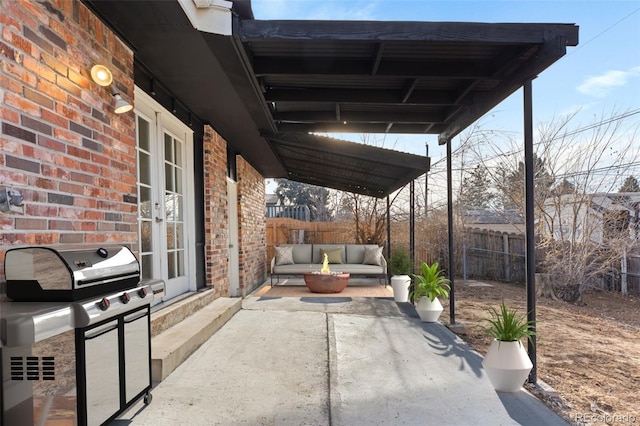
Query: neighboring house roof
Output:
[[547, 193, 640, 215], [462, 210, 525, 235], [84, 0, 577, 197]]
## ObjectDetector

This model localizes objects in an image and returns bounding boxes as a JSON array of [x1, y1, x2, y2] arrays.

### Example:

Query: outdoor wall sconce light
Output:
[[0, 187, 24, 213], [90, 64, 133, 114]]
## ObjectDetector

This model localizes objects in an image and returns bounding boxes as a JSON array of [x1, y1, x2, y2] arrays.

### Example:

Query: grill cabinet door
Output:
[[123, 309, 151, 403], [83, 320, 120, 426]]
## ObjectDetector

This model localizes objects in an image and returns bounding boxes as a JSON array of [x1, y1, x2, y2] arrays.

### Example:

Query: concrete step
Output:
[[151, 296, 242, 382]]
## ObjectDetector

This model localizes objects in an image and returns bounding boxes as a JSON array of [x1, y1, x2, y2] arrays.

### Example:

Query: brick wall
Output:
[[0, 0, 136, 284], [237, 156, 266, 295], [202, 125, 230, 297]]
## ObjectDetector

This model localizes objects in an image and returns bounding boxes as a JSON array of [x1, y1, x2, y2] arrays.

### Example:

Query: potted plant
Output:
[[409, 261, 450, 322], [389, 247, 412, 302], [481, 301, 535, 392]]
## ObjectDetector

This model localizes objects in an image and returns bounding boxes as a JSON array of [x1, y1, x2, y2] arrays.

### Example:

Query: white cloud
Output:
[[577, 66, 640, 98]]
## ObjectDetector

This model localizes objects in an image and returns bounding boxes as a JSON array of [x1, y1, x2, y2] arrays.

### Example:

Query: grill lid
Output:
[[4, 245, 140, 302]]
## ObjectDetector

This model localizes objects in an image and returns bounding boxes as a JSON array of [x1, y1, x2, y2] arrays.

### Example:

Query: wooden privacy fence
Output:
[[266, 218, 354, 268], [462, 229, 526, 283], [617, 252, 640, 294]]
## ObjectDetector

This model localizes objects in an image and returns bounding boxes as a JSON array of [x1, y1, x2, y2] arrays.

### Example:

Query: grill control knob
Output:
[[97, 247, 108, 258], [98, 297, 110, 311], [138, 287, 148, 298], [120, 292, 131, 304]]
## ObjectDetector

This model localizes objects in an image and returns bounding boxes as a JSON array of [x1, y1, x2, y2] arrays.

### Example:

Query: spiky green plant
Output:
[[484, 301, 536, 345], [410, 261, 451, 302]]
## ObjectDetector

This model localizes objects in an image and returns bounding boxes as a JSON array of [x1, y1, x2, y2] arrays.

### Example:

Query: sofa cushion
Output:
[[280, 244, 313, 264], [312, 245, 345, 263], [346, 244, 380, 264], [321, 248, 343, 264], [274, 246, 294, 265], [363, 246, 384, 266]]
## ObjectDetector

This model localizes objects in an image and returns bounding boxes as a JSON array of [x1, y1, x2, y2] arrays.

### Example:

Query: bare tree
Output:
[[535, 109, 640, 302]]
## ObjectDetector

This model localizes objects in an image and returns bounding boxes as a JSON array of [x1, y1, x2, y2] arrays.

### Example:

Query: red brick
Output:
[[26, 204, 58, 217], [38, 135, 66, 152], [66, 145, 90, 160], [5, 30, 36, 58], [2, 62, 37, 87], [16, 218, 47, 230], [54, 128, 81, 145], [38, 79, 67, 102], [85, 210, 104, 221], [0, 74, 23, 95], [79, 161, 99, 174], [73, 221, 95, 232], [58, 206, 83, 220], [41, 164, 70, 180], [4, 92, 40, 116], [59, 181, 84, 195], [67, 95, 91, 113], [25, 233, 59, 245], [49, 219, 73, 230], [22, 144, 54, 163], [0, 107, 20, 123], [18, 0, 51, 25], [41, 109, 69, 128], [30, 176, 57, 190], [41, 52, 67, 76], [23, 56, 57, 83], [55, 103, 81, 121], [91, 152, 109, 166], [54, 154, 79, 170], [0, 9, 22, 31], [3, 2, 37, 30], [74, 197, 97, 209], [0, 136, 22, 154]]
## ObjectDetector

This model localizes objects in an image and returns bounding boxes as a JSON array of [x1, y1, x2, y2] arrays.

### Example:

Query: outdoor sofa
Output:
[[270, 244, 387, 286]]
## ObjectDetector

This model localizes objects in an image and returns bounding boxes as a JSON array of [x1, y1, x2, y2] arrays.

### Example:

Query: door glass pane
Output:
[[140, 187, 151, 219], [141, 221, 152, 252], [165, 163, 173, 192], [174, 140, 182, 165], [166, 223, 175, 250], [165, 193, 175, 221], [175, 168, 182, 193], [167, 252, 176, 279], [141, 254, 153, 279], [140, 152, 151, 185], [176, 223, 184, 249], [177, 251, 184, 276], [138, 117, 150, 151], [175, 194, 183, 221], [164, 134, 172, 162]]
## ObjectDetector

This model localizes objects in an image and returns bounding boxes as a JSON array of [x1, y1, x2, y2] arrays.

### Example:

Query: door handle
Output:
[[155, 217, 163, 223]]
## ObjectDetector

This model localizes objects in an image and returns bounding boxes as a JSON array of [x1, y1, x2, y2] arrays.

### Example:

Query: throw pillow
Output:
[[275, 246, 294, 265], [363, 246, 383, 266], [320, 248, 343, 264]]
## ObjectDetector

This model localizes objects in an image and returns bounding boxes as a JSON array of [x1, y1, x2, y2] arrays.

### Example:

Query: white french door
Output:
[[135, 87, 195, 302]]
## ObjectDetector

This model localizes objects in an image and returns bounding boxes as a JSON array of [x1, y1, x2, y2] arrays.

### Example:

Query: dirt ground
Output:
[[439, 280, 640, 425]]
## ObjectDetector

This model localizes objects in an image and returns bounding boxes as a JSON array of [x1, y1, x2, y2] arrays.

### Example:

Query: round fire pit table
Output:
[[303, 273, 350, 293]]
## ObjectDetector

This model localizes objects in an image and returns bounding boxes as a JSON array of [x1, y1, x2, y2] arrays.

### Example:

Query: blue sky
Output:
[[252, 0, 640, 165]]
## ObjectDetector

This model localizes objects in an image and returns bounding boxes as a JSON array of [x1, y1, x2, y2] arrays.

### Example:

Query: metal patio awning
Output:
[[83, 0, 578, 197]]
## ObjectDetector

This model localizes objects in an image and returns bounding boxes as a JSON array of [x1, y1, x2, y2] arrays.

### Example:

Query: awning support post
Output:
[[446, 138, 455, 324], [524, 79, 537, 384]]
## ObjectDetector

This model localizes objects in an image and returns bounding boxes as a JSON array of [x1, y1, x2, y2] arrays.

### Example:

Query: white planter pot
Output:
[[482, 339, 533, 392], [390, 275, 410, 302], [414, 296, 443, 322]]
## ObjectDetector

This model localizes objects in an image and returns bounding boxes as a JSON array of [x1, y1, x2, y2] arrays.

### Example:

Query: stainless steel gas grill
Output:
[[1, 245, 158, 426]]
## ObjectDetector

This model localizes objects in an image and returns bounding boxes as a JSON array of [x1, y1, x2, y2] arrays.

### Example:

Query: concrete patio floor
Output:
[[114, 279, 567, 425]]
